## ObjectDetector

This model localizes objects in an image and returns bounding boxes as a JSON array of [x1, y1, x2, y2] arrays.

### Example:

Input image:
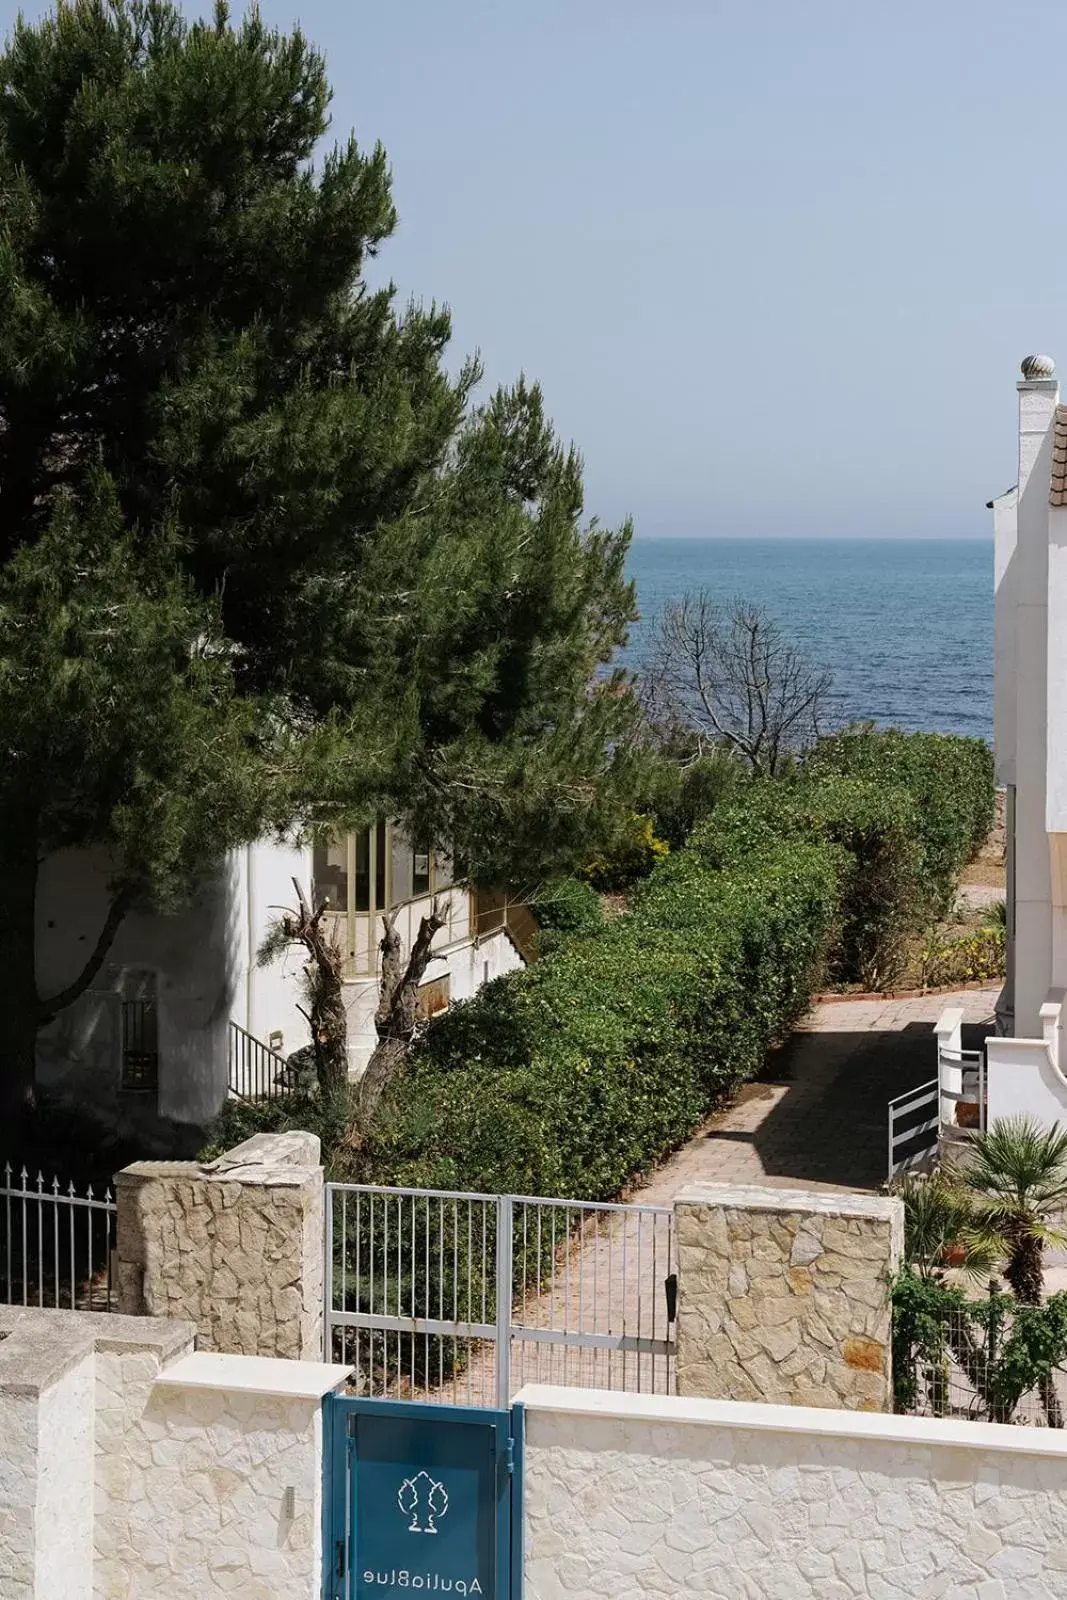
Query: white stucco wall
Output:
[[38, 836, 524, 1120], [994, 485, 1019, 789], [1012, 375, 1058, 1037], [240, 836, 313, 1057], [986, 1028, 1067, 1130], [36, 846, 240, 1128], [519, 1386, 1067, 1599], [298, 918, 523, 1072]]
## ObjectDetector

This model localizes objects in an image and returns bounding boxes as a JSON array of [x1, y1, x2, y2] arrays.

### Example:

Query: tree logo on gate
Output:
[[397, 1471, 449, 1534]]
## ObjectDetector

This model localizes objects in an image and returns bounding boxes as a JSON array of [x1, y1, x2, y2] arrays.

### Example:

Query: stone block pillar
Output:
[[674, 1183, 903, 1412], [115, 1131, 324, 1360]]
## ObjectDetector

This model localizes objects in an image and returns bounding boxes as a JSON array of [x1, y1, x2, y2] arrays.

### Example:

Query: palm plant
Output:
[[894, 1172, 1000, 1281], [955, 1118, 1067, 1305], [954, 1117, 1067, 1426]]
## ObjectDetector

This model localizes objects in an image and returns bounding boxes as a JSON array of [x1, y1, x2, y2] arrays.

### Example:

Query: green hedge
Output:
[[805, 728, 994, 916], [362, 830, 840, 1200], [691, 777, 923, 989], [205, 728, 993, 1212]]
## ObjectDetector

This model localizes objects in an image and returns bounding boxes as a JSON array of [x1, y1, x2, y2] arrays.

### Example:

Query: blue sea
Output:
[[624, 538, 993, 742]]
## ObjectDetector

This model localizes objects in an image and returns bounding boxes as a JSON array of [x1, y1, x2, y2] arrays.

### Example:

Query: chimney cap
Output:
[[1021, 354, 1056, 379]]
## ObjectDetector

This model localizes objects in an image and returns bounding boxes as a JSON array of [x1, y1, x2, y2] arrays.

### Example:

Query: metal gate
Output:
[[323, 1395, 519, 1600], [325, 1182, 676, 1406]]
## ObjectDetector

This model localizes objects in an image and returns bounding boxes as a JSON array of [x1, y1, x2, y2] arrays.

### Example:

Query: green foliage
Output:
[[918, 926, 1005, 990], [891, 1171, 1001, 1281], [200, 1087, 356, 1172], [529, 877, 605, 954], [953, 1117, 1067, 1303], [891, 1270, 1067, 1423], [633, 749, 746, 850], [693, 776, 921, 989], [806, 727, 995, 916], [336, 825, 840, 1201], [580, 813, 670, 892], [0, 0, 638, 1101], [984, 898, 1008, 929]]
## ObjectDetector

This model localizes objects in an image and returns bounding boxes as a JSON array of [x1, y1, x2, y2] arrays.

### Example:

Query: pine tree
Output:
[[0, 0, 636, 1118]]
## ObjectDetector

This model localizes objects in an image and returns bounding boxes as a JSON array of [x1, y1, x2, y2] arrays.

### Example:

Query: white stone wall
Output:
[[37, 1354, 94, 1600], [520, 1386, 1067, 1599], [0, 1388, 38, 1598], [1, 1307, 345, 1599], [98, 1379, 325, 1599]]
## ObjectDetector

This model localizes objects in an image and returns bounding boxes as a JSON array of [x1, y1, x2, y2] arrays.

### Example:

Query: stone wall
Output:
[[0, 1307, 193, 1600], [519, 1384, 1067, 1599], [0, 1305, 349, 1599], [674, 1182, 903, 1411], [115, 1130, 324, 1359], [98, 1353, 339, 1599]]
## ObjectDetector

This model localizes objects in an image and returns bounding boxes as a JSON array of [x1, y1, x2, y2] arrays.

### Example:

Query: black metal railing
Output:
[[227, 1020, 293, 1102]]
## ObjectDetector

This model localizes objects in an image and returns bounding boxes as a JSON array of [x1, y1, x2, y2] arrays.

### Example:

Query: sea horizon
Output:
[[623, 535, 992, 741]]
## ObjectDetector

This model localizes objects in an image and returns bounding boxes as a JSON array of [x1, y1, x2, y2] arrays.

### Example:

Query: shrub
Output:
[[529, 877, 605, 953], [361, 829, 840, 1201], [691, 777, 923, 989], [636, 749, 746, 849], [918, 925, 1006, 990], [806, 727, 995, 915], [580, 812, 669, 891]]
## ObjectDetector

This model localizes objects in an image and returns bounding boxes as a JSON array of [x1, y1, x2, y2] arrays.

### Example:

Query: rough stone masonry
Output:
[[114, 1130, 324, 1360], [674, 1182, 903, 1411]]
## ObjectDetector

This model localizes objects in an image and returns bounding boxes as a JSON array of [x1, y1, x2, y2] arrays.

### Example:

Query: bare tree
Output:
[[358, 897, 451, 1123], [259, 880, 349, 1096], [640, 592, 832, 776]]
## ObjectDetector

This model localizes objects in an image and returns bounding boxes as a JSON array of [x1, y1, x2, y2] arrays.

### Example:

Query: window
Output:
[[413, 848, 431, 898], [120, 975, 159, 1094], [312, 819, 460, 975], [312, 835, 349, 914]]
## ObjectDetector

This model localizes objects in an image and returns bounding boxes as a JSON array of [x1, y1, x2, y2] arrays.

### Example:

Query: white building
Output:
[[983, 353, 1067, 1124], [35, 824, 525, 1146]]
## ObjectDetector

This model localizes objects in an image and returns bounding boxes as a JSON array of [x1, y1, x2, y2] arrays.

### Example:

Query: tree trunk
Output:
[[358, 899, 449, 1125], [1005, 1228, 1045, 1307], [309, 940, 349, 1099], [0, 831, 42, 1128]]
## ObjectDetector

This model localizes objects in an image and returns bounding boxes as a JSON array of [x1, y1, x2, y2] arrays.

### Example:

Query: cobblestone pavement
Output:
[[630, 985, 999, 1204]]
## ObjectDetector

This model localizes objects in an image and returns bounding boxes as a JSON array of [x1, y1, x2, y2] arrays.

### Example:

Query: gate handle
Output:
[[665, 1273, 678, 1324]]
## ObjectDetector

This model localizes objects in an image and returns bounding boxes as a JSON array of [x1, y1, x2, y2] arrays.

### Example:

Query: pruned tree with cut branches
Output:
[[259, 882, 451, 1122], [639, 592, 833, 776], [258, 879, 349, 1097], [359, 897, 451, 1124]]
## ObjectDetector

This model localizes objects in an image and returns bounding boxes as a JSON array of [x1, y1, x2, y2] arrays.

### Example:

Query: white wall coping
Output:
[[154, 1352, 351, 1401], [513, 1384, 1067, 1459]]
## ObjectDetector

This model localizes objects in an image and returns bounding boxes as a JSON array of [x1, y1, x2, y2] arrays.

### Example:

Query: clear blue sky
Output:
[[12, 0, 1067, 538]]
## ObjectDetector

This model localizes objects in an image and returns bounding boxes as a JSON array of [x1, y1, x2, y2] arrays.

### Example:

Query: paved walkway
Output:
[[631, 985, 998, 1203], [423, 986, 1001, 1403]]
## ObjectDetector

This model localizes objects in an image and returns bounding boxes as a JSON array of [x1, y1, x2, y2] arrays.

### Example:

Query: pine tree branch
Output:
[[37, 883, 137, 1023]]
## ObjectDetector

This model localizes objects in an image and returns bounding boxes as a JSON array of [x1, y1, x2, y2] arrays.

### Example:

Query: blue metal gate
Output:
[[324, 1396, 522, 1600]]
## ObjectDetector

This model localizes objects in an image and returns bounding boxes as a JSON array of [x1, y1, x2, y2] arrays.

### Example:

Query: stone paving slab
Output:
[[631, 986, 999, 1204]]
